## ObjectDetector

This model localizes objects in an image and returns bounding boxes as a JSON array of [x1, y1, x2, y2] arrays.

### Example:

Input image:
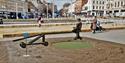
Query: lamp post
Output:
[[16, 3, 19, 19], [43, 3, 48, 20], [47, 3, 48, 19], [23, 2, 26, 19], [43, 0, 48, 20], [52, 0, 55, 18], [71, 0, 73, 17], [44, 0, 48, 19]]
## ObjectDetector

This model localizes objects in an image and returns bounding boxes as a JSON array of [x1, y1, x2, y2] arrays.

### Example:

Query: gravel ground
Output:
[[0, 41, 9, 63], [1, 37, 125, 63]]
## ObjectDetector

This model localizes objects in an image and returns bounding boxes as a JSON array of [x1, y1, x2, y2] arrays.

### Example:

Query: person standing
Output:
[[92, 16, 97, 33], [73, 18, 82, 40], [37, 15, 44, 27]]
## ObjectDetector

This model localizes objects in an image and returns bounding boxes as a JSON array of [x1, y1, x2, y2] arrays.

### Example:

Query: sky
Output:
[[47, 0, 75, 10]]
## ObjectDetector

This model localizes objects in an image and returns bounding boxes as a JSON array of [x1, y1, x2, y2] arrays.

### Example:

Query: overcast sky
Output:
[[47, 0, 75, 10]]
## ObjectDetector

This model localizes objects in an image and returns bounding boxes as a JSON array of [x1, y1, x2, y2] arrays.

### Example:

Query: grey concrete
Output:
[[46, 29, 125, 44], [2, 29, 125, 44], [82, 30, 125, 44]]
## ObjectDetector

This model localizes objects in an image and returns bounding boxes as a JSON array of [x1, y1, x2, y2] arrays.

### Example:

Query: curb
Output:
[[2, 27, 125, 38], [0, 23, 76, 28]]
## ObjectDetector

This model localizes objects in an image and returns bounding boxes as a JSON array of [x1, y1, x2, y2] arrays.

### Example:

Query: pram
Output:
[[90, 23, 105, 33]]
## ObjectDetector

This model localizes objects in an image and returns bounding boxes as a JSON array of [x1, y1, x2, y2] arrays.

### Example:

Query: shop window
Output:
[[121, 10, 125, 12], [115, 2, 117, 7]]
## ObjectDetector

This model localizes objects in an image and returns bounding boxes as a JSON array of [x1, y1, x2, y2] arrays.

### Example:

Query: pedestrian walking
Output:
[[37, 15, 44, 27], [91, 16, 97, 33], [72, 18, 82, 40]]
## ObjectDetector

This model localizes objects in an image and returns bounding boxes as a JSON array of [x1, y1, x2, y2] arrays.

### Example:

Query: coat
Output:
[[92, 19, 97, 30], [37, 16, 44, 23], [76, 22, 82, 32], [72, 22, 82, 33]]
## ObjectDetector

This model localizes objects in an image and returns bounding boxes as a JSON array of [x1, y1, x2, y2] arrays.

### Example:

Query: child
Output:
[[37, 15, 44, 27]]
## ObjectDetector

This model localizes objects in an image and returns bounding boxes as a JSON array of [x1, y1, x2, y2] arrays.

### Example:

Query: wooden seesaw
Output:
[[13, 33, 49, 48]]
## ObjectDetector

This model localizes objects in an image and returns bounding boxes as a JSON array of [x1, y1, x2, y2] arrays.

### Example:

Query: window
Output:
[[97, 1, 98, 4], [115, 2, 117, 7], [93, 6, 95, 9], [99, 6, 101, 9], [85, 7, 88, 10], [102, 1, 104, 4], [121, 1, 123, 6], [118, 2, 120, 7], [102, 6, 104, 9], [96, 6, 98, 9], [121, 10, 125, 12], [109, 11, 112, 13], [93, 1, 95, 4], [114, 10, 119, 13]]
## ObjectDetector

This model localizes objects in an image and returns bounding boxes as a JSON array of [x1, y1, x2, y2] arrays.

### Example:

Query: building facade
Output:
[[0, 0, 57, 18], [106, 0, 125, 17], [82, 0, 125, 17], [0, 0, 28, 19]]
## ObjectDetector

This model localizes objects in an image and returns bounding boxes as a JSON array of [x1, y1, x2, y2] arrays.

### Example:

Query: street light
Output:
[[52, 0, 55, 18], [46, 3, 48, 20], [23, 2, 26, 19], [44, 3, 48, 19], [71, 0, 73, 17], [43, 1, 48, 20], [16, 3, 19, 19]]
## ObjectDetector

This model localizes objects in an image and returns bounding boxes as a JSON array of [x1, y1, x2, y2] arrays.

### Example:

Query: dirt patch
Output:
[[2, 37, 125, 63], [0, 41, 9, 63]]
